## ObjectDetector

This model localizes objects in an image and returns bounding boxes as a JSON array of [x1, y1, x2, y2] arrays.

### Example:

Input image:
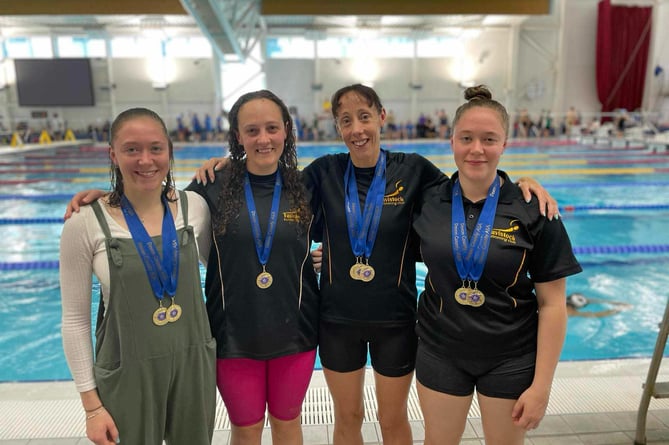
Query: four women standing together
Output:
[[62, 83, 575, 445]]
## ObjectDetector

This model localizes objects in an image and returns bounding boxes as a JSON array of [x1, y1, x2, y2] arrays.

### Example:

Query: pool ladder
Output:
[[634, 296, 669, 445]]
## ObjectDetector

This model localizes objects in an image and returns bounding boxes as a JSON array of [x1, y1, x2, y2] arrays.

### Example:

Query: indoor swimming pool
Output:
[[1, 140, 668, 382]]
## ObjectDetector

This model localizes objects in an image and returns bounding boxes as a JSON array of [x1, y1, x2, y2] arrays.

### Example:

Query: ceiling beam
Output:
[[261, 0, 551, 15], [0, 0, 186, 15]]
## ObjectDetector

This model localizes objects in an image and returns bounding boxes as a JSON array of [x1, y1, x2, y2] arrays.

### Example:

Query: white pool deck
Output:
[[1, 359, 668, 444]]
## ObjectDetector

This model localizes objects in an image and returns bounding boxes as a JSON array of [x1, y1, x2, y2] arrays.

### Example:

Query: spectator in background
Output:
[[518, 109, 533, 138], [289, 106, 304, 140], [437, 109, 449, 139], [204, 113, 213, 140], [565, 106, 579, 136], [191, 113, 202, 141], [402, 120, 415, 140], [50, 113, 64, 140], [385, 110, 399, 139], [216, 110, 229, 141], [614, 109, 628, 137]]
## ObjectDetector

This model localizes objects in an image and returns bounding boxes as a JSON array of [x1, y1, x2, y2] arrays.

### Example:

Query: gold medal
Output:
[[468, 289, 485, 307], [359, 264, 375, 282], [256, 271, 273, 289], [167, 300, 182, 322], [349, 261, 363, 280], [454, 287, 470, 305], [152, 305, 169, 326]]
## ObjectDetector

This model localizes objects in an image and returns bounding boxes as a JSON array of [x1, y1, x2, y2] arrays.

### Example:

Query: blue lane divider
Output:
[[0, 217, 63, 224], [0, 194, 74, 200], [2, 245, 669, 270], [573, 245, 669, 254], [0, 261, 60, 270], [560, 204, 669, 212], [544, 181, 669, 188]]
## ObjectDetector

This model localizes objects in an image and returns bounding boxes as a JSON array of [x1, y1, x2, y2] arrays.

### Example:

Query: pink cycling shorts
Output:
[[216, 349, 316, 427]]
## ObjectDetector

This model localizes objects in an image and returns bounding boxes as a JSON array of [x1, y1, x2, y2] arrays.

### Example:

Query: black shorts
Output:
[[416, 343, 536, 399], [318, 320, 417, 377]]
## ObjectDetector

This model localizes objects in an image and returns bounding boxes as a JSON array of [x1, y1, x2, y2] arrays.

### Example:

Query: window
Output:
[[266, 37, 315, 59], [165, 37, 212, 58], [5, 37, 53, 58], [58, 37, 107, 58]]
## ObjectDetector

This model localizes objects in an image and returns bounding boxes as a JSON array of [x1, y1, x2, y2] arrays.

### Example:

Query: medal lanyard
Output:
[[451, 176, 500, 284], [244, 170, 282, 269], [121, 195, 179, 302], [344, 150, 386, 260]]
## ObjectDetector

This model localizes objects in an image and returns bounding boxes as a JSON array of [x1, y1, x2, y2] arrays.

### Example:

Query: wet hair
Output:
[[215, 89, 312, 235], [452, 85, 510, 137], [107, 107, 175, 207], [330, 84, 384, 121]]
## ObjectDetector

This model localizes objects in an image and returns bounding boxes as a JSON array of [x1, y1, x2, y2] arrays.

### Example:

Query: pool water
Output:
[[1, 141, 668, 382]]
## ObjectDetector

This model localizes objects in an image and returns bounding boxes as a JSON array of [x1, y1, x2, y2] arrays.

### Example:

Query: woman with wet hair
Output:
[[188, 90, 320, 445], [60, 107, 216, 445]]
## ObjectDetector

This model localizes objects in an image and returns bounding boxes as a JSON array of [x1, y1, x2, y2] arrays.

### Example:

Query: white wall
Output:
[[557, 0, 600, 114], [2, 0, 668, 135], [2, 57, 218, 134], [647, 0, 669, 121]]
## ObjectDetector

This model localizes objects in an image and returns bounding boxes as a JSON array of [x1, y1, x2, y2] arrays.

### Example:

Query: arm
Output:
[[512, 278, 567, 430], [63, 190, 106, 219], [187, 191, 212, 266], [80, 389, 119, 445], [193, 157, 228, 185], [568, 298, 631, 318], [311, 243, 323, 273], [59, 211, 119, 445], [569, 308, 624, 317], [516, 177, 559, 220]]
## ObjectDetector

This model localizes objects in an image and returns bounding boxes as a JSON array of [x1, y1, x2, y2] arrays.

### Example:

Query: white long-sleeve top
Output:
[[59, 191, 211, 392]]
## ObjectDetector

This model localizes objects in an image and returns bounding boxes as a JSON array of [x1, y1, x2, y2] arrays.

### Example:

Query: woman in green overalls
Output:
[[60, 108, 216, 445]]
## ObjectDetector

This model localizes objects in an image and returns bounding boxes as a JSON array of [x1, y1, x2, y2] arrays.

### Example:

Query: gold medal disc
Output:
[[454, 287, 470, 305], [167, 303, 182, 322], [349, 263, 362, 280], [152, 306, 169, 326], [468, 290, 485, 307], [256, 271, 273, 289], [359, 265, 375, 282]]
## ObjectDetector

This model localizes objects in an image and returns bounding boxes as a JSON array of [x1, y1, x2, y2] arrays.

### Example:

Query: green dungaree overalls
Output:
[[91, 191, 216, 445]]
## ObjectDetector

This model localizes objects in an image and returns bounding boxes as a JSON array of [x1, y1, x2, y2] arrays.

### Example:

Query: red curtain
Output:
[[596, 0, 652, 113]]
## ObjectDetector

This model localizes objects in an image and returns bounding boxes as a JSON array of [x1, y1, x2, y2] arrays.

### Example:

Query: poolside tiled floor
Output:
[[1, 359, 668, 444]]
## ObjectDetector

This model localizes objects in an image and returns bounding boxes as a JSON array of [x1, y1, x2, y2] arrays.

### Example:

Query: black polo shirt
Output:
[[187, 168, 320, 360], [303, 150, 447, 326], [413, 170, 582, 359]]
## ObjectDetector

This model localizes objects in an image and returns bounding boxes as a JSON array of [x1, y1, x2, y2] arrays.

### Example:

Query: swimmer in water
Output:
[[566, 293, 632, 317]]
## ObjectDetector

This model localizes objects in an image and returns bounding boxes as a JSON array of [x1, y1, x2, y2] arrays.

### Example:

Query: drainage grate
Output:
[[1, 376, 668, 439]]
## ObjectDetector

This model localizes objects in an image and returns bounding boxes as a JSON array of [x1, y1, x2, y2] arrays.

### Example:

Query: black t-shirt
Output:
[[187, 168, 320, 360], [303, 150, 446, 326], [413, 170, 582, 359]]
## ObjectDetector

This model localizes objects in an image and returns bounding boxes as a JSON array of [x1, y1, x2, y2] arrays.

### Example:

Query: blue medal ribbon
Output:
[[344, 150, 386, 261], [121, 195, 179, 303], [244, 170, 282, 269], [451, 175, 500, 284]]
